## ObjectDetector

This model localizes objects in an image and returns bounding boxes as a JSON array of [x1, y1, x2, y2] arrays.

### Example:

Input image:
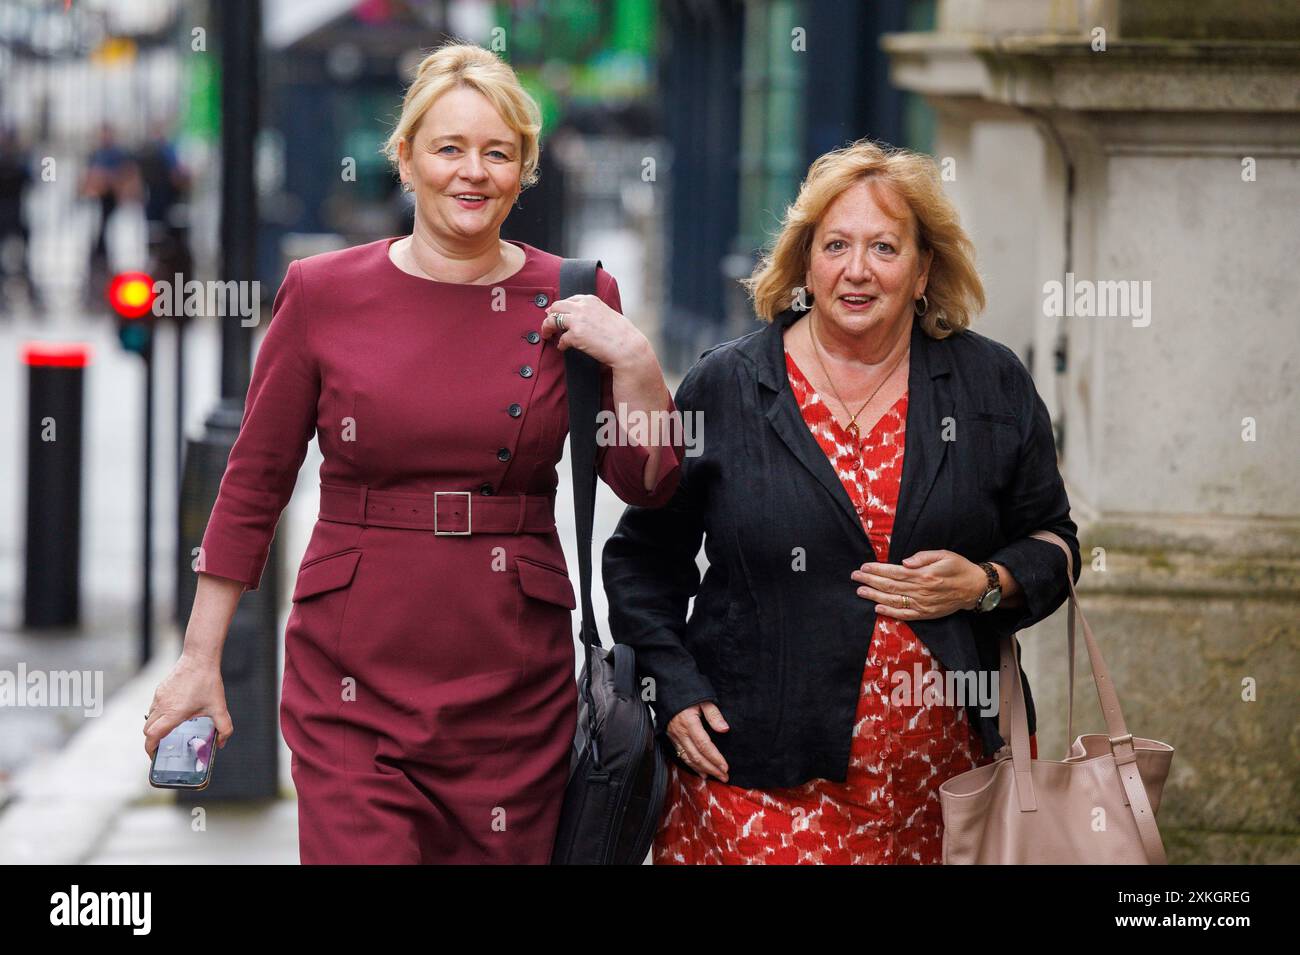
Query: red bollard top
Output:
[[21, 342, 93, 368]]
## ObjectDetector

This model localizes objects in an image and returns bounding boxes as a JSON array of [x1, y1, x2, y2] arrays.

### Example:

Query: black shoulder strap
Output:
[[559, 259, 603, 716]]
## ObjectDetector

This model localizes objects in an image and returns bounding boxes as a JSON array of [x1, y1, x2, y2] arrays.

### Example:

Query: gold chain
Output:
[[807, 311, 909, 468]]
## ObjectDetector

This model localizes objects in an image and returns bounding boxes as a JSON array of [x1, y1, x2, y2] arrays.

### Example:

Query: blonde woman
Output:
[[145, 41, 682, 863], [603, 139, 1080, 864]]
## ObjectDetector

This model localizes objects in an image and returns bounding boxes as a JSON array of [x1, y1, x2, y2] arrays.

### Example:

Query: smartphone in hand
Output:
[[149, 716, 217, 790]]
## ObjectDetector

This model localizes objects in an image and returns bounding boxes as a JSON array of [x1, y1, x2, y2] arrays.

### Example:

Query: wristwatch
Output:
[[973, 561, 1002, 612]]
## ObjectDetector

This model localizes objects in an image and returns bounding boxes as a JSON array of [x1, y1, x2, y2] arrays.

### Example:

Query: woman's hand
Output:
[[540, 293, 650, 371], [143, 651, 233, 759], [147, 572, 243, 758], [666, 702, 730, 783], [542, 291, 677, 494], [850, 550, 991, 621]]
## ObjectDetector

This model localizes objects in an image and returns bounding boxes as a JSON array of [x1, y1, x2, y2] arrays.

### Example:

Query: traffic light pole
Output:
[[110, 274, 158, 661], [142, 333, 154, 664]]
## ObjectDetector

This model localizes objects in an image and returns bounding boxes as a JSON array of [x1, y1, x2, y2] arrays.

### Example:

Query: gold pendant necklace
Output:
[[807, 312, 909, 471]]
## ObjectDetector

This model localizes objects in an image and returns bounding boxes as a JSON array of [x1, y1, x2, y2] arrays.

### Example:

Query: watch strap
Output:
[[975, 561, 1000, 610]]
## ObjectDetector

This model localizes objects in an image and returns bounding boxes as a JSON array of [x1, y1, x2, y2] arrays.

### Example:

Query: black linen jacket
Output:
[[602, 308, 1081, 789]]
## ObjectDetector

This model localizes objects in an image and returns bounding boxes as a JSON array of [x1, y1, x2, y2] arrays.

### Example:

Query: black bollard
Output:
[[22, 342, 90, 629]]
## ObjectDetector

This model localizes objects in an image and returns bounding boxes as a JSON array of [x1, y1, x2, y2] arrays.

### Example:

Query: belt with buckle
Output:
[[318, 483, 555, 535]]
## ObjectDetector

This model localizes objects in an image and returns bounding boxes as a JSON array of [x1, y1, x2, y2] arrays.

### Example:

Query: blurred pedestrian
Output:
[[0, 124, 40, 315], [136, 119, 192, 270], [79, 123, 141, 308], [137, 121, 189, 232]]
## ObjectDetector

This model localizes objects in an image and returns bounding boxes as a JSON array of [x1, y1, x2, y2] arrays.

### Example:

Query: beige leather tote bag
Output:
[[940, 531, 1174, 864]]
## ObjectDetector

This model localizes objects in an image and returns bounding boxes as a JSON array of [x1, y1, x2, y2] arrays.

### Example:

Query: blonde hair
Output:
[[741, 139, 984, 338], [381, 41, 542, 191]]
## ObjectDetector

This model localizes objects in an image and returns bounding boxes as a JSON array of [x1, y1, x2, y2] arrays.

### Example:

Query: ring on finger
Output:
[[553, 312, 569, 331], [901, 594, 910, 609]]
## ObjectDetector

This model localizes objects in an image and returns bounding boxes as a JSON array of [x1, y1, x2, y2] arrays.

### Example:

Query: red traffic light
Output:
[[108, 272, 156, 319]]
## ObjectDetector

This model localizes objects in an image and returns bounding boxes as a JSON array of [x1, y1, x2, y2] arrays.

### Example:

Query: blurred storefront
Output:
[[0, 0, 202, 313]]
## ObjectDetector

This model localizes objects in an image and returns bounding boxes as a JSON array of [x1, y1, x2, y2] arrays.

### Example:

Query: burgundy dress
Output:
[[653, 349, 1031, 864], [199, 237, 683, 863]]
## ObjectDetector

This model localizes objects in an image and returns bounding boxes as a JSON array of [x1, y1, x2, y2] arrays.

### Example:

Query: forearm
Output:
[[603, 483, 712, 723], [957, 559, 1023, 610], [609, 340, 674, 492], [974, 531, 1076, 638], [990, 561, 1024, 608], [184, 573, 245, 666]]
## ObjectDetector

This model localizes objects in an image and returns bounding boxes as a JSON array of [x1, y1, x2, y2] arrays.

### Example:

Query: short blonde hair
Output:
[[741, 139, 984, 338], [382, 41, 542, 191]]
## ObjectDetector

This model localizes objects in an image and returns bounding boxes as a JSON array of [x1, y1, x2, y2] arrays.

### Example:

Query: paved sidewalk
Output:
[[0, 628, 179, 864], [0, 612, 301, 864]]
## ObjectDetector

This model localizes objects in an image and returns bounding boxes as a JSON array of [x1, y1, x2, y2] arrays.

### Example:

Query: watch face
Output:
[[979, 588, 1002, 612]]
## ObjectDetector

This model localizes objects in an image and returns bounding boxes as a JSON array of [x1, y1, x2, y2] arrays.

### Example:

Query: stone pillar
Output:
[[884, 0, 1300, 863]]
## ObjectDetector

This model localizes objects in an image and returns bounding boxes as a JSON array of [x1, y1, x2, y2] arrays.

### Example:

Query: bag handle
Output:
[[997, 536, 1076, 753], [997, 530, 1168, 864], [560, 258, 604, 767]]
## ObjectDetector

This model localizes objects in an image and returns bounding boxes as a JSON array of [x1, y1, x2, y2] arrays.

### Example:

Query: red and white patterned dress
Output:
[[652, 349, 1033, 865]]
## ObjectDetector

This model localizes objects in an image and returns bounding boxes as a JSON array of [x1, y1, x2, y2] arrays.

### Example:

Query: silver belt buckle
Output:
[[433, 491, 472, 535]]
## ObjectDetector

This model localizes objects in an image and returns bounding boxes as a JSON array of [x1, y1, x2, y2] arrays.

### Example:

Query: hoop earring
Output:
[[914, 294, 929, 317]]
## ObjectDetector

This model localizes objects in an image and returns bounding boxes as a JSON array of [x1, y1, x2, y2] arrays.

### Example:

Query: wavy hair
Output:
[[741, 139, 984, 337]]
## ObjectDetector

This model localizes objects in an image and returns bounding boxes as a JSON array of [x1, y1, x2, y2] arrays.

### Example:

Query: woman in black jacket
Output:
[[602, 139, 1080, 864]]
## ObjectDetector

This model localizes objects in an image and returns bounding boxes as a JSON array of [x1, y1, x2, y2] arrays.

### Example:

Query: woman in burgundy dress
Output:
[[143, 42, 682, 863], [604, 139, 1073, 864]]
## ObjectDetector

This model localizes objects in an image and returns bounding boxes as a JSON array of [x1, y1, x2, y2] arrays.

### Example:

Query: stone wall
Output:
[[884, 0, 1300, 863]]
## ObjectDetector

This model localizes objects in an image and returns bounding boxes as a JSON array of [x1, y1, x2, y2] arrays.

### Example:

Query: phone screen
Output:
[[149, 716, 217, 789]]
